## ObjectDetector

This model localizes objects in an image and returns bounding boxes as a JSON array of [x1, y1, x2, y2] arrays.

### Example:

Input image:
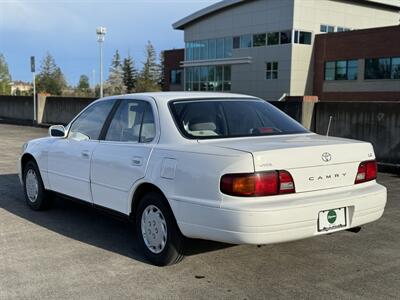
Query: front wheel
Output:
[[23, 161, 52, 210], [136, 192, 185, 266]]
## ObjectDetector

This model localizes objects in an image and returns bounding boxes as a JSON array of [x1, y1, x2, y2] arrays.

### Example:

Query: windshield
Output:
[[169, 99, 308, 139]]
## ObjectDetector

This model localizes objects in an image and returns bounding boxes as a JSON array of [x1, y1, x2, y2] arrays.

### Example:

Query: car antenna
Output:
[[326, 116, 333, 137]]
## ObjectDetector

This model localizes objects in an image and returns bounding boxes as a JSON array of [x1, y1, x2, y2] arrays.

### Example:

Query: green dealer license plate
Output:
[[318, 207, 347, 232]]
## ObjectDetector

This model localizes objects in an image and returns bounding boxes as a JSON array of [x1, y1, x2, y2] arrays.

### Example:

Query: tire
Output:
[[135, 192, 185, 266], [23, 161, 52, 210]]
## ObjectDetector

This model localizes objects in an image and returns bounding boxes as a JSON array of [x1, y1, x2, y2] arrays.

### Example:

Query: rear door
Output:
[[47, 99, 116, 201], [90, 98, 158, 214]]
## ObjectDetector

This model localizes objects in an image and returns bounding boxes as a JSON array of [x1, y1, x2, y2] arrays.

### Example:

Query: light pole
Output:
[[96, 26, 106, 98]]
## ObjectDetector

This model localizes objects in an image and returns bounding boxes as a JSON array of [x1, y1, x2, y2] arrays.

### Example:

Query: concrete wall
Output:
[[0, 95, 96, 126], [314, 101, 400, 166], [0, 96, 34, 124], [42, 96, 96, 125]]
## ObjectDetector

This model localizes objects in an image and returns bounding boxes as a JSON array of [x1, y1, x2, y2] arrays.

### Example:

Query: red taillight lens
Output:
[[220, 170, 295, 197], [355, 160, 377, 184]]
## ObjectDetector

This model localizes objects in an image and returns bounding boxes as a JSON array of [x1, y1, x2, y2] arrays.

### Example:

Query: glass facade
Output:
[[185, 65, 231, 92], [365, 57, 400, 80], [185, 38, 233, 61], [324, 60, 358, 81]]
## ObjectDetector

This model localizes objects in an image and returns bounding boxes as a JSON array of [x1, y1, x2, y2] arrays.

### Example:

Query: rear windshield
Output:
[[169, 99, 308, 139]]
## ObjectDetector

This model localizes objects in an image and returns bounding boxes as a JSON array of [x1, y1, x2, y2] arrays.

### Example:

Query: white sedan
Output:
[[19, 92, 387, 265]]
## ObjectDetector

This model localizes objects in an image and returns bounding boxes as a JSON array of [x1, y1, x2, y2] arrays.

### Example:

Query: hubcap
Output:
[[141, 205, 168, 254], [25, 169, 39, 203]]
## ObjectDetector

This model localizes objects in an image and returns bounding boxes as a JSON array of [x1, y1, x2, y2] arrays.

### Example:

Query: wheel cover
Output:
[[141, 205, 168, 254], [25, 169, 39, 203]]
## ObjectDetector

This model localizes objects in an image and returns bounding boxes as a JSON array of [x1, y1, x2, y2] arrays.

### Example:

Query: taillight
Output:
[[355, 160, 377, 184], [220, 170, 295, 197]]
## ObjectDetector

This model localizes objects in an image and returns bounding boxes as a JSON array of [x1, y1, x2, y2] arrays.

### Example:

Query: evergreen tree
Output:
[[0, 54, 12, 95], [159, 51, 165, 88], [122, 54, 137, 93], [106, 50, 125, 95], [76, 74, 91, 96], [36, 53, 67, 95], [136, 41, 161, 92]]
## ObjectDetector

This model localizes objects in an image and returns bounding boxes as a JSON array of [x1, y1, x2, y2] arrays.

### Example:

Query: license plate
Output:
[[318, 207, 347, 232]]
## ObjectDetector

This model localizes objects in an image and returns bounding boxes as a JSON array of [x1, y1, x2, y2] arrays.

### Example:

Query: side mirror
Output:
[[49, 125, 66, 138]]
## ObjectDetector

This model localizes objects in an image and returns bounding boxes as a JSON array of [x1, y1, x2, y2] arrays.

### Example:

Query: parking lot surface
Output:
[[0, 124, 399, 299]]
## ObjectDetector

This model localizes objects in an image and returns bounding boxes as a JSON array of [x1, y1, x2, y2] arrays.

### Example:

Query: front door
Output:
[[91, 99, 157, 213], [47, 99, 116, 202]]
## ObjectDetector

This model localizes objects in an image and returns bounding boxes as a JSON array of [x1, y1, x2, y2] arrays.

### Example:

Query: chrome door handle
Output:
[[81, 150, 90, 158], [131, 156, 143, 166]]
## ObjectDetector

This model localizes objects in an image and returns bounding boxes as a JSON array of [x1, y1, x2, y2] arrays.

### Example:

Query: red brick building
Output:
[[314, 25, 400, 101], [162, 49, 184, 91]]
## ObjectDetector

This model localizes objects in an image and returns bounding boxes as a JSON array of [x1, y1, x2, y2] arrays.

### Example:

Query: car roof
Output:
[[99, 92, 260, 103]]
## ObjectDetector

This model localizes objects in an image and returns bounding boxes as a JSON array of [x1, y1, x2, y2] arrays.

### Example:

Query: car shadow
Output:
[[0, 174, 233, 264]]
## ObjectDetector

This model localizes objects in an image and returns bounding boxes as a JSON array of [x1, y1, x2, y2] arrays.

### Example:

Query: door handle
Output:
[[131, 156, 143, 166], [81, 150, 90, 158]]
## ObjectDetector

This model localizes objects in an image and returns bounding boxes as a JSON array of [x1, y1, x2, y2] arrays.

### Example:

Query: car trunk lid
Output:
[[199, 133, 375, 193]]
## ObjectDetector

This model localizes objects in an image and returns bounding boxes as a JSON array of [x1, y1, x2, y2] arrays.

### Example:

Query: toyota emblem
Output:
[[321, 152, 332, 162]]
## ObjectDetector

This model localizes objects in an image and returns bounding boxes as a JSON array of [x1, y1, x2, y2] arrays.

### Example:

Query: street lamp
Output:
[[96, 26, 107, 98]]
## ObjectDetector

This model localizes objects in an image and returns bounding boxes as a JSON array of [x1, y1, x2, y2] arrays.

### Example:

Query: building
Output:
[[173, 0, 400, 100], [162, 49, 184, 91], [314, 25, 400, 101], [10, 81, 32, 96]]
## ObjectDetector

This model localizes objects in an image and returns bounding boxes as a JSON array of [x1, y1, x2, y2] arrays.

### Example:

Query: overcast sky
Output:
[[0, 0, 215, 85]]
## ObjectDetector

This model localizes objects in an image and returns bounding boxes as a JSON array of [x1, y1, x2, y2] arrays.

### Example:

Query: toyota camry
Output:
[[19, 92, 387, 266]]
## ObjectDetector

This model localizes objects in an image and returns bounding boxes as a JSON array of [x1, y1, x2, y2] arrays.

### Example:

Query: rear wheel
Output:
[[135, 192, 185, 266], [23, 161, 52, 210]]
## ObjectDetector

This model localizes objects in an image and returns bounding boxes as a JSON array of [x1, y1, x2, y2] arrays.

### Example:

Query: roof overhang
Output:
[[173, 0, 400, 30]]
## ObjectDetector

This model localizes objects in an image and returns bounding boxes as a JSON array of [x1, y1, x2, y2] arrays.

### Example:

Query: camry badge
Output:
[[321, 152, 332, 162]]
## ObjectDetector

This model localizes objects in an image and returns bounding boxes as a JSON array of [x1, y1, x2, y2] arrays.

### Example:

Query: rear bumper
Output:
[[174, 182, 387, 244]]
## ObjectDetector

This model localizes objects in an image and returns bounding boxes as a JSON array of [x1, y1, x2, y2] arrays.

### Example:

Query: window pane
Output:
[[193, 67, 200, 82], [266, 62, 272, 71], [69, 100, 115, 141], [327, 26, 335, 33], [200, 67, 208, 82], [253, 33, 266, 47], [208, 39, 216, 59], [347, 60, 358, 80], [272, 71, 278, 79], [335, 60, 347, 80], [272, 62, 278, 70], [299, 31, 312, 44], [324, 62, 335, 80], [233, 36, 240, 49], [391, 58, 400, 79], [224, 37, 233, 57], [208, 66, 215, 82], [200, 40, 208, 60], [224, 65, 231, 81], [267, 32, 279, 45], [216, 38, 224, 59], [280, 30, 292, 44], [294, 30, 299, 43], [365, 58, 391, 79], [216, 66, 223, 82], [320, 25, 327, 33], [240, 34, 252, 48]]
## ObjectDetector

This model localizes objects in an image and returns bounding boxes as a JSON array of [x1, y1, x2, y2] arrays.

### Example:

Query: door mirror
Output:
[[49, 125, 66, 138]]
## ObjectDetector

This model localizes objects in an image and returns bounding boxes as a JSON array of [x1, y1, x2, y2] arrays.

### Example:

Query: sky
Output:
[[0, 0, 216, 86]]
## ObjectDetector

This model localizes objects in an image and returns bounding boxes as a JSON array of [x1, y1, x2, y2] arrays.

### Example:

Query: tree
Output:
[[122, 54, 137, 93], [0, 54, 12, 95], [136, 41, 161, 92], [159, 51, 165, 88], [75, 74, 91, 96], [105, 50, 125, 95], [36, 53, 67, 95]]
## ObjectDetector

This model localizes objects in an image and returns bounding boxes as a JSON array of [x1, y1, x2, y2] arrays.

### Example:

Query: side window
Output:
[[68, 100, 115, 141], [105, 100, 156, 143]]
